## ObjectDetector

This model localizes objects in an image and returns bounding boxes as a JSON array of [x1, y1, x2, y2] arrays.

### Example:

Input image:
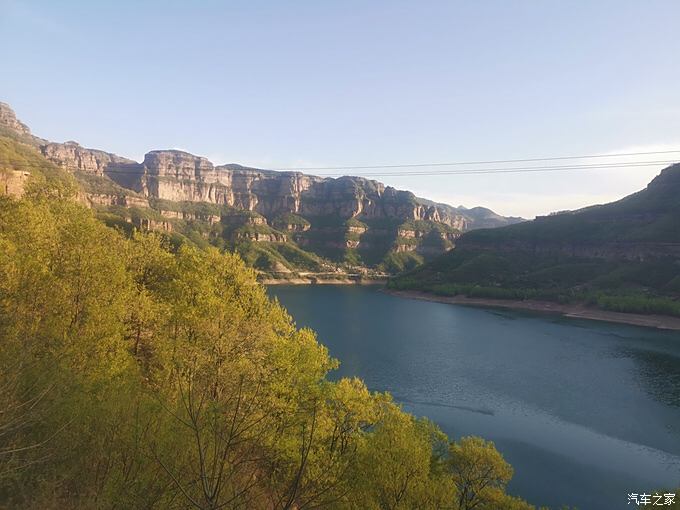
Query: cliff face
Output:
[[41, 141, 137, 177], [133, 152, 324, 216], [25, 118, 524, 232], [0, 170, 30, 198], [0, 102, 31, 137], [457, 238, 680, 262], [0, 101, 523, 273], [36, 137, 517, 232], [110, 150, 474, 229], [39, 142, 501, 233]]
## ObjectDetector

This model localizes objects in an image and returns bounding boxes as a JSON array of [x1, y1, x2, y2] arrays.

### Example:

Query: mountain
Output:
[[0, 102, 522, 277], [390, 164, 680, 316]]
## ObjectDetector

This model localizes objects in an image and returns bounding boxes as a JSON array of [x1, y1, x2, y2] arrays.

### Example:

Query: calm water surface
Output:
[[268, 285, 680, 510]]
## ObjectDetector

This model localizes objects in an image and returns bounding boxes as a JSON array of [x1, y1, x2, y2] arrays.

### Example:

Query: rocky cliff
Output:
[[0, 102, 31, 137], [0, 102, 523, 273], [456, 238, 680, 262], [32, 138, 518, 233], [92, 148, 485, 231], [0, 169, 30, 198], [41, 141, 137, 177]]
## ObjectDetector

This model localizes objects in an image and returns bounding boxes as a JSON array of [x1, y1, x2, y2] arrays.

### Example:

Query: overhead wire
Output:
[[268, 149, 680, 172], [0, 152, 678, 179]]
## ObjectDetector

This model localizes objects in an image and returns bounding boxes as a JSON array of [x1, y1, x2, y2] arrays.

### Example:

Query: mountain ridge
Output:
[[390, 162, 680, 316], [0, 101, 522, 276]]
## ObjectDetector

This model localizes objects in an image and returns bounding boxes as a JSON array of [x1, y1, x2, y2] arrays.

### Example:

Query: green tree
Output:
[[350, 405, 455, 510], [448, 436, 514, 510], [0, 169, 540, 510]]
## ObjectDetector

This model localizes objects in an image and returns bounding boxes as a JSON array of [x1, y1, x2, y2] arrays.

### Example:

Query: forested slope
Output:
[[390, 164, 680, 317], [0, 154, 546, 508]]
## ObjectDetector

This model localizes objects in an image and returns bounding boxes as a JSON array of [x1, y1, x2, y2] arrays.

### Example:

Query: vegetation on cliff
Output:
[[0, 169, 548, 509], [390, 164, 680, 317]]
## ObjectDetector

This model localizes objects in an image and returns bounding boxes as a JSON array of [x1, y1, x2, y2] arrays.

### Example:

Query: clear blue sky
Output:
[[2, 0, 679, 217]]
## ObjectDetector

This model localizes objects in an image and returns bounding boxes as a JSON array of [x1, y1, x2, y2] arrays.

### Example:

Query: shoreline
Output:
[[260, 275, 388, 286], [385, 289, 680, 331]]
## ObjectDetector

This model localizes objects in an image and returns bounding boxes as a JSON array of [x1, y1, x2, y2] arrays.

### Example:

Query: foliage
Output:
[[235, 241, 326, 272], [0, 180, 544, 508], [399, 219, 460, 236], [272, 212, 311, 230], [391, 164, 680, 314], [74, 171, 141, 197], [148, 198, 224, 216], [380, 251, 424, 273], [390, 247, 680, 317], [0, 136, 77, 197], [448, 436, 513, 510], [0, 137, 50, 174], [345, 217, 368, 229]]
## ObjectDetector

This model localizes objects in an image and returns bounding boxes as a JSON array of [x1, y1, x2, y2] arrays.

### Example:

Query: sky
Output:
[[1, 0, 679, 218]]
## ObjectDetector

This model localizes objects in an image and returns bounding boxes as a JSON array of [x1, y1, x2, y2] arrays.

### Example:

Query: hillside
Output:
[[0, 102, 522, 278], [390, 164, 680, 316], [0, 149, 552, 509]]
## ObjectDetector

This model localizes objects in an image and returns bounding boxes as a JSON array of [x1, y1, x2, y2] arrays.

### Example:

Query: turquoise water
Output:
[[267, 285, 680, 510]]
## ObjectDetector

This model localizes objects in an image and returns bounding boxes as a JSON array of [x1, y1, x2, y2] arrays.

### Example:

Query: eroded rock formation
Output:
[[41, 141, 137, 177], [36, 140, 512, 231], [0, 102, 31, 137], [0, 101, 523, 269]]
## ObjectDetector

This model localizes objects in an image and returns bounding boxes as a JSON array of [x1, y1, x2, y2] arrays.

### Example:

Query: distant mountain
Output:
[[390, 164, 680, 316], [0, 101, 522, 276], [412, 196, 523, 230], [462, 163, 680, 248]]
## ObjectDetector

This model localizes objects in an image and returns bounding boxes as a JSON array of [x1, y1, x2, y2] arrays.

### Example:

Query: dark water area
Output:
[[267, 285, 680, 510]]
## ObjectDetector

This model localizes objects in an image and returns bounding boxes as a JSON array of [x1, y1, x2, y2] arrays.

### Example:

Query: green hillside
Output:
[[390, 164, 680, 317], [465, 164, 680, 244]]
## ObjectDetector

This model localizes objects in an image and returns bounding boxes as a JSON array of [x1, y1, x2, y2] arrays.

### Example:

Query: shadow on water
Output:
[[395, 395, 495, 416]]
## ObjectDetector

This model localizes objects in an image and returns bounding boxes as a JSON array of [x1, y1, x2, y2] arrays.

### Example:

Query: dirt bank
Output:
[[385, 290, 680, 331]]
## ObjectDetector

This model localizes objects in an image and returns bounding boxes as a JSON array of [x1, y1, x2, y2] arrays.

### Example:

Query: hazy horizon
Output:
[[2, 0, 679, 218]]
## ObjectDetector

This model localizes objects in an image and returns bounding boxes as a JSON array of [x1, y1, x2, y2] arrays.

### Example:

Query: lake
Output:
[[267, 285, 680, 510]]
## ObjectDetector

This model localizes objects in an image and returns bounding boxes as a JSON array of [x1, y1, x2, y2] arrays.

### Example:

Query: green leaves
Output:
[[0, 190, 536, 510], [448, 436, 514, 510]]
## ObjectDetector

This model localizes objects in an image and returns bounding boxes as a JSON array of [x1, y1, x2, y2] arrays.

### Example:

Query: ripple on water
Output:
[[269, 285, 680, 510]]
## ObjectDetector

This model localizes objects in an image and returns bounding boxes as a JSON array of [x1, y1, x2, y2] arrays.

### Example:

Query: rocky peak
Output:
[[143, 150, 214, 177], [41, 141, 137, 176], [0, 102, 31, 137], [2, 99, 523, 237]]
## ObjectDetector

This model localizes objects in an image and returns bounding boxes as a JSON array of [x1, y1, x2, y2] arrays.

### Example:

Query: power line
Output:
[[268, 149, 680, 172], [0, 158, 678, 179], [316, 161, 677, 177]]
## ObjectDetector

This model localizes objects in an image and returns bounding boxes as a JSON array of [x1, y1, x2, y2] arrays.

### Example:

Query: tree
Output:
[[0, 165, 536, 509], [448, 436, 513, 510], [349, 404, 455, 510]]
